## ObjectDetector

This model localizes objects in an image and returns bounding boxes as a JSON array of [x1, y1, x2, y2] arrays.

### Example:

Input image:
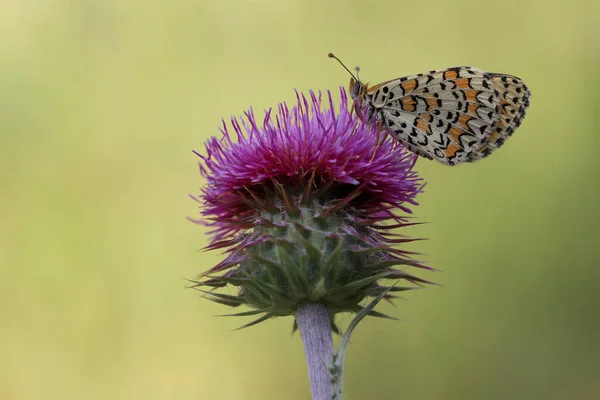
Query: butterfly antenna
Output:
[[328, 53, 359, 81]]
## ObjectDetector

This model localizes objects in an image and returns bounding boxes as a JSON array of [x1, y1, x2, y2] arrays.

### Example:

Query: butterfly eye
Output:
[[350, 79, 363, 99]]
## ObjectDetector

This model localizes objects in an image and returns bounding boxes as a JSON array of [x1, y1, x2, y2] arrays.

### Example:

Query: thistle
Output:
[[189, 89, 432, 399]]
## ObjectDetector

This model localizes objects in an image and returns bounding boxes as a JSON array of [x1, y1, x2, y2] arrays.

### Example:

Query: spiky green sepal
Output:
[[191, 183, 430, 330]]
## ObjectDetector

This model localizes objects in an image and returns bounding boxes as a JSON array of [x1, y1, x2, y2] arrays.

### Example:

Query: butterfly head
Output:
[[349, 76, 368, 101], [329, 53, 369, 114]]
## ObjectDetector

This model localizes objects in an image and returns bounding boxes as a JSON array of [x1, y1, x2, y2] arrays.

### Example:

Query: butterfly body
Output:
[[347, 64, 530, 166]]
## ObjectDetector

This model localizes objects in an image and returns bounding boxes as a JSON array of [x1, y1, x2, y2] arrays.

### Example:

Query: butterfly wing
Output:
[[364, 66, 529, 165], [471, 73, 531, 159]]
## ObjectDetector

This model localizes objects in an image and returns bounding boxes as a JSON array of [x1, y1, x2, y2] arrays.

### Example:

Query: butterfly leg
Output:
[[349, 120, 359, 137], [370, 121, 387, 161]]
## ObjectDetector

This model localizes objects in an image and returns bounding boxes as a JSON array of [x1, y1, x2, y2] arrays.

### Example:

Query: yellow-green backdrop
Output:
[[1, 1, 599, 399]]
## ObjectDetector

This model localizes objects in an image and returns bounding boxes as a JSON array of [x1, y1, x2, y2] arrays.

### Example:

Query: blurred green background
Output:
[[1, 0, 599, 399]]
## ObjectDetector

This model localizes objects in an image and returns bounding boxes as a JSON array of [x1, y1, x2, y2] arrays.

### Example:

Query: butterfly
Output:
[[329, 53, 531, 166]]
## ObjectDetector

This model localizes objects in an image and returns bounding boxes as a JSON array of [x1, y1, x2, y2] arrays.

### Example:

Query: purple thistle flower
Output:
[[189, 88, 432, 331]]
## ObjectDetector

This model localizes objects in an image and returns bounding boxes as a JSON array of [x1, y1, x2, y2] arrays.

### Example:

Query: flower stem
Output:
[[296, 303, 335, 400]]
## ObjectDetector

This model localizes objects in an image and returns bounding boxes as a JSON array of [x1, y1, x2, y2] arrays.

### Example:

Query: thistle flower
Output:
[[190, 88, 432, 325], [189, 88, 432, 398]]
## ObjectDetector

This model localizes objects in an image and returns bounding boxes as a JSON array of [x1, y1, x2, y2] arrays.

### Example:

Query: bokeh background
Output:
[[1, 0, 599, 399]]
